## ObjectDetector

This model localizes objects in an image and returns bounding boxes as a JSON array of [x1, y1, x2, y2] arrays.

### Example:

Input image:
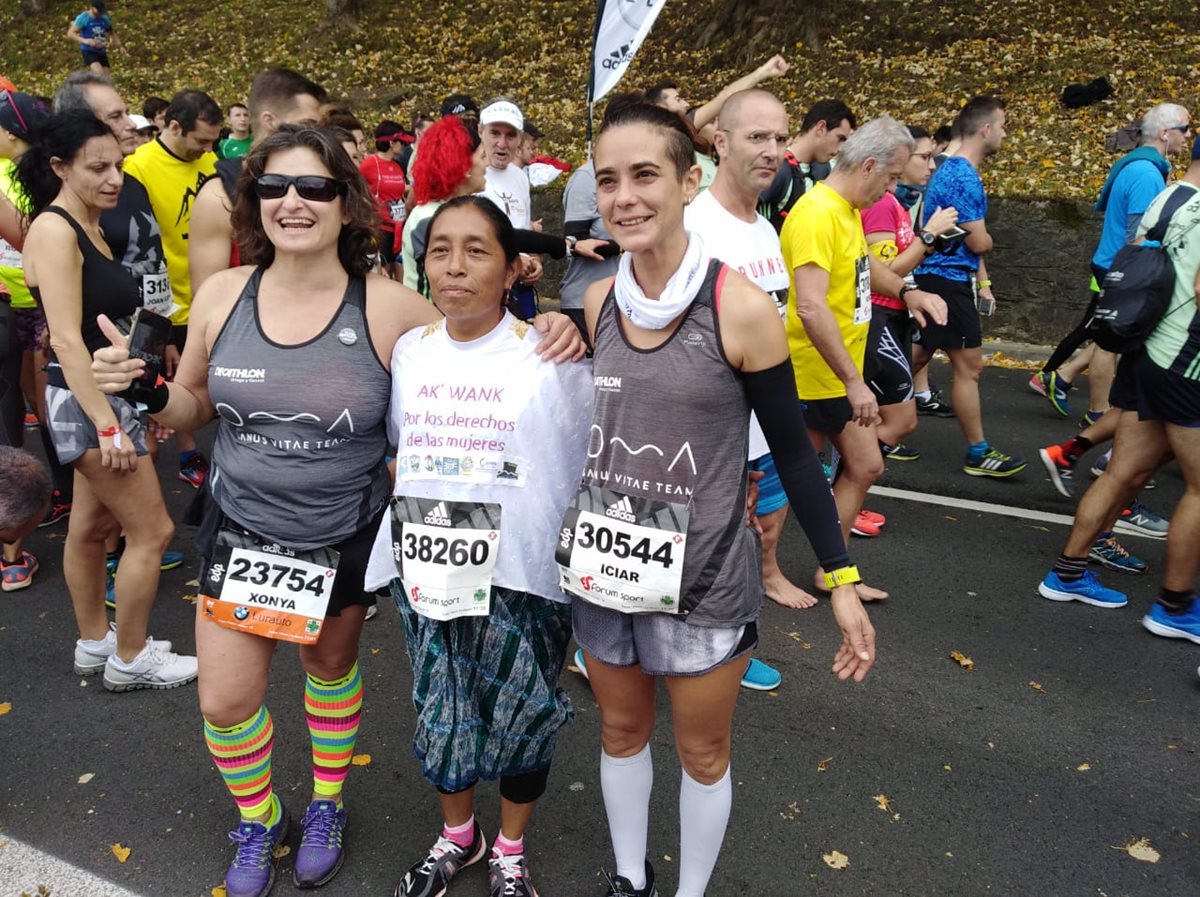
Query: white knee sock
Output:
[[600, 743, 653, 889], [675, 765, 732, 897]]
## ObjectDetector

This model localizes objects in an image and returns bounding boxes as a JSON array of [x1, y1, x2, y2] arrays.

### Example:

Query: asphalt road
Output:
[[1, 366, 1197, 897]]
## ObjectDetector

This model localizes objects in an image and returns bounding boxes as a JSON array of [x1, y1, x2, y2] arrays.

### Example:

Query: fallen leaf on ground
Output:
[[1113, 837, 1160, 863], [111, 843, 131, 863], [943, 764, 952, 772], [212, 886, 227, 897], [874, 794, 893, 812], [823, 850, 849, 870], [0, 702, 11, 715], [186, 578, 200, 587], [351, 754, 371, 766], [273, 844, 290, 859], [1076, 762, 1091, 772], [816, 756, 833, 772], [370, 648, 381, 655], [181, 594, 198, 604], [78, 773, 95, 784], [949, 651, 975, 671], [1029, 681, 1048, 694]]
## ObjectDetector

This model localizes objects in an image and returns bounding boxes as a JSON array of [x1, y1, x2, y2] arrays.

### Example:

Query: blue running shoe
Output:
[[1089, 536, 1147, 575], [1089, 449, 1111, 477], [294, 800, 346, 888], [1045, 371, 1071, 417], [1116, 499, 1169, 540], [160, 550, 185, 571], [1142, 601, 1200, 645], [741, 657, 782, 691], [573, 647, 589, 681], [225, 801, 290, 897], [104, 570, 116, 610], [1038, 570, 1127, 608], [1079, 409, 1104, 428]]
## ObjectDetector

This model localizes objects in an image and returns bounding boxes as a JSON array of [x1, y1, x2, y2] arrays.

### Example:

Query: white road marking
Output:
[[0, 835, 147, 897], [868, 485, 1161, 540]]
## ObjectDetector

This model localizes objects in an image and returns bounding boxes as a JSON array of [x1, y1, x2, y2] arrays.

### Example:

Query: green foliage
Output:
[[4, 0, 1198, 198]]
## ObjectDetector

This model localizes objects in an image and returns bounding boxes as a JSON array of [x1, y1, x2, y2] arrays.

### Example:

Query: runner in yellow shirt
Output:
[[122, 89, 221, 487]]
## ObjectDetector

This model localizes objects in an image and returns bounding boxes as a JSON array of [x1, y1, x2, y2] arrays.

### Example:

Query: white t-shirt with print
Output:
[[685, 189, 790, 460], [480, 164, 532, 229]]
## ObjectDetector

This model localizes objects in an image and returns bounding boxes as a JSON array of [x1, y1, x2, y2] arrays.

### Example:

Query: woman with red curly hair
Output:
[[400, 116, 488, 296], [400, 116, 615, 304]]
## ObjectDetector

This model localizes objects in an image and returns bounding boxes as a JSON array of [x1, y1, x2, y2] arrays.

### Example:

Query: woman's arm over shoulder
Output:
[[364, 273, 442, 363]]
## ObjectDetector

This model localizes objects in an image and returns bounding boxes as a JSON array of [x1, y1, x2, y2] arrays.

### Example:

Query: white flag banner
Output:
[[589, 0, 669, 104]]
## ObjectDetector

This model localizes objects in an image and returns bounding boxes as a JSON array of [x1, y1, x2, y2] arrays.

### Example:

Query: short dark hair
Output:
[[412, 111, 434, 133], [164, 89, 222, 134], [232, 124, 379, 277], [14, 110, 115, 217], [374, 119, 403, 152], [227, 102, 248, 115], [932, 124, 953, 144], [644, 81, 679, 106], [427, 195, 519, 267], [957, 96, 1006, 138], [320, 105, 362, 134], [247, 68, 327, 122], [907, 125, 931, 142], [597, 99, 695, 180], [800, 99, 856, 135], [142, 96, 169, 120], [91, 1, 107, 15], [0, 447, 53, 537]]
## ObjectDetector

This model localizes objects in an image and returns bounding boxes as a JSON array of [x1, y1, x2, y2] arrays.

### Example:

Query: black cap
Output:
[[440, 93, 479, 118], [523, 121, 544, 140]]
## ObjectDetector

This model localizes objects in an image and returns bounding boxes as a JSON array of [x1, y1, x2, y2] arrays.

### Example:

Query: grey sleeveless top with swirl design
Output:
[[586, 259, 762, 626], [208, 269, 391, 549]]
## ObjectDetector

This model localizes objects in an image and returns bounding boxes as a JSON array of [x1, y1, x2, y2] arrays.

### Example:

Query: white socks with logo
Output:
[[600, 743, 653, 890], [675, 765, 732, 897]]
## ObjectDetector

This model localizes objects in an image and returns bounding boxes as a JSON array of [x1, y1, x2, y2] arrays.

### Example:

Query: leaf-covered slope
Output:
[[4, 0, 1198, 198]]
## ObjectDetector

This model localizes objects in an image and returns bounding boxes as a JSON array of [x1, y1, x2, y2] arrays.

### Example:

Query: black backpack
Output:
[[1090, 185, 1199, 353]]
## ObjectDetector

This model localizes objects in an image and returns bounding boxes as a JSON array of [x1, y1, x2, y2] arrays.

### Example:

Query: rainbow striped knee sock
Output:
[[306, 662, 363, 803]]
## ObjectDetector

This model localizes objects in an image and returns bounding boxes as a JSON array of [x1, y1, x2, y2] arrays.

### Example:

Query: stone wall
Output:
[[532, 186, 1103, 346]]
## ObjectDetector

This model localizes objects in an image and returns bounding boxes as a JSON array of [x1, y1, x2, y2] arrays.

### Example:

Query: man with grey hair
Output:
[[0, 446, 52, 542], [1, 446, 52, 588], [783, 115, 947, 602], [1035, 101, 1191, 440], [912, 96, 1024, 479], [53, 71, 171, 319]]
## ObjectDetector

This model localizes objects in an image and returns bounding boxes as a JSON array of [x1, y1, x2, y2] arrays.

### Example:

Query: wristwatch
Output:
[[898, 282, 918, 303], [564, 235, 577, 258], [920, 231, 938, 253], [823, 565, 862, 589]]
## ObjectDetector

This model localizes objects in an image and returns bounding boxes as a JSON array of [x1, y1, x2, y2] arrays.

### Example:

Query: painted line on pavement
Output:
[[868, 485, 1162, 541], [0, 835, 146, 897]]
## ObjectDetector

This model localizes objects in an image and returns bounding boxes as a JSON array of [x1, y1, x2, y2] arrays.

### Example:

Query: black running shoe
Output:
[[395, 823, 487, 897], [916, 393, 955, 417], [603, 862, 658, 897]]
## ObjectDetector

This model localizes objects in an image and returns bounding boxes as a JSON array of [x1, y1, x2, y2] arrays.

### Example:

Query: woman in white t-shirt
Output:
[[365, 196, 593, 897]]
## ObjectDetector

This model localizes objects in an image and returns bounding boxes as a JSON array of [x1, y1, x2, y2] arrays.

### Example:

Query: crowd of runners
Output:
[[1, 13, 1198, 897]]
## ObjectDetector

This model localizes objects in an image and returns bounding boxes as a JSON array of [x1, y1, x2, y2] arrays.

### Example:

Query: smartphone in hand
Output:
[[124, 307, 172, 405]]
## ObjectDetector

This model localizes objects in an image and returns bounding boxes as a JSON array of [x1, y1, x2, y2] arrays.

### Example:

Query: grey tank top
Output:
[[587, 260, 762, 626], [208, 269, 391, 549]]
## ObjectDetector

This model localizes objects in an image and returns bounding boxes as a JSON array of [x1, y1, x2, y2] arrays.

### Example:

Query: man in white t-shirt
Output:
[[478, 99, 541, 315], [686, 88, 817, 624]]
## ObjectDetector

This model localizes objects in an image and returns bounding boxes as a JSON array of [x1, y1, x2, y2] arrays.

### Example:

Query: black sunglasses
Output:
[[254, 174, 346, 202]]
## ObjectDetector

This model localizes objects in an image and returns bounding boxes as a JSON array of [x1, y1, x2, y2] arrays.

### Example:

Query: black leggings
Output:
[[1043, 292, 1100, 374], [0, 301, 21, 448], [436, 766, 552, 805]]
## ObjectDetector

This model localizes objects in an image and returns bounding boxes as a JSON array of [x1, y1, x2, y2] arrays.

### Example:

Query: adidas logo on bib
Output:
[[424, 503, 452, 526], [605, 496, 637, 523]]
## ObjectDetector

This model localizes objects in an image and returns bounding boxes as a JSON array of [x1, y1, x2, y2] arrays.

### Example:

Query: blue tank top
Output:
[[208, 269, 391, 549]]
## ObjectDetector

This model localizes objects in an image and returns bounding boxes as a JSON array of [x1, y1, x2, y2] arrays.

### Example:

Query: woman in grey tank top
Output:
[[569, 102, 877, 897], [89, 125, 585, 897]]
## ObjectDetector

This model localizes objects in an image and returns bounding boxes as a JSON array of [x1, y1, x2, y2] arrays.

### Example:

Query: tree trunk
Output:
[[19, 0, 51, 14]]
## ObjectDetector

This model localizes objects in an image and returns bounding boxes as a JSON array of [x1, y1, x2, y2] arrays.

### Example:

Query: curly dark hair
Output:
[[231, 124, 378, 276]]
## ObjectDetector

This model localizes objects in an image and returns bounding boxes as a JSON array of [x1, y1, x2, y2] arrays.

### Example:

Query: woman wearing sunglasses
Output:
[[91, 123, 582, 897]]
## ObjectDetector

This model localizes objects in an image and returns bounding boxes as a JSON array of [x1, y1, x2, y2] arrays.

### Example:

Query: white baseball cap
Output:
[[479, 100, 523, 132], [129, 114, 156, 131]]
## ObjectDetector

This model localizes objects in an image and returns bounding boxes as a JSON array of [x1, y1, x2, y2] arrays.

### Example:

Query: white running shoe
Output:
[[102, 641, 198, 692], [74, 626, 174, 676]]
